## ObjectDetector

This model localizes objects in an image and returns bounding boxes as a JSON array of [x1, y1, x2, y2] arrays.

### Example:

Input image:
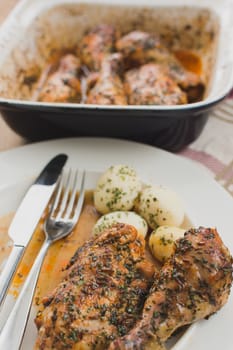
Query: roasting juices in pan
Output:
[[10, 164, 228, 350], [37, 25, 205, 106]]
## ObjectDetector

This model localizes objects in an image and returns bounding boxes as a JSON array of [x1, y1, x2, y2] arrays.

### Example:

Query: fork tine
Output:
[[72, 170, 86, 222], [56, 169, 72, 219], [49, 172, 65, 217], [52, 169, 86, 222], [63, 170, 79, 219]]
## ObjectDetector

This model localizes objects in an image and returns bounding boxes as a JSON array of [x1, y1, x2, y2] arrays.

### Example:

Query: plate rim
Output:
[[0, 137, 232, 350]]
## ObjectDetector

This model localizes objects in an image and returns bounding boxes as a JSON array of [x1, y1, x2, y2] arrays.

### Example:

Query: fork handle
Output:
[[0, 245, 24, 307], [0, 239, 51, 349]]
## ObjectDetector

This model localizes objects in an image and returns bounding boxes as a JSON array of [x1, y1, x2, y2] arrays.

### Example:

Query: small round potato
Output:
[[149, 225, 186, 262], [137, 185, 185, 229], [92, 211, 148, 238], [94, 165, 142, 214]]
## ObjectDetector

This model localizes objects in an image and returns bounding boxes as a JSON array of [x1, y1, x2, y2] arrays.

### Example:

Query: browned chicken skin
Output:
[[116, 31, 167, 68], [87, 53, 127, 105], [39, 54, 81, 103], [125, 63, 187, 105], [79, 24, 119, 71], [163, 62, 205, 103], [34, 224, 155, 350], [117, 31, 204, 102], [109, 227, 233, 350]]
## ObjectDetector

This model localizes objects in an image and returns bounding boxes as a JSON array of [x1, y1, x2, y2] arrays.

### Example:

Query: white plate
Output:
[[0, 137, 232, 350]]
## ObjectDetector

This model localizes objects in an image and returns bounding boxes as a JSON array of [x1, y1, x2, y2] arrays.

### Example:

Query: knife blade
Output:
[[0, 153, 68, 306]]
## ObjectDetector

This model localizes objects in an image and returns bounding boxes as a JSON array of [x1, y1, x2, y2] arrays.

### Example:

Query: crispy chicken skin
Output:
[[87, 53, 127, 105], [125, 63, 187, 105], [79, 24, 119, 71], [116, 31, 167, 68], [34, 224, 155, 350], [117, 31, 204, 102], [39, 54, 81, 103], [109, 227, 233, 350], [163, 62, 205, 103]]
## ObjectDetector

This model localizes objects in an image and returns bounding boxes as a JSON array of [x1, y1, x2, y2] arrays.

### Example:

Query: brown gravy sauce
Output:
[[0, 190, 192, 305], [0, 192, 99, 303], [174, 49, 203, 76]]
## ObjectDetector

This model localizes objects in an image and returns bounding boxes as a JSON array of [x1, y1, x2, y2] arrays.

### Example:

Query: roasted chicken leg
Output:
[[35, 224, 155, 350], [109, 227, 233, 350], [117, 31, 204, 102], [79, 24, 119, 71], [116, 31, 167, 68], [125, 63, 187, 105], [38, 54, 81, 103], [87, 53, 127, 105]]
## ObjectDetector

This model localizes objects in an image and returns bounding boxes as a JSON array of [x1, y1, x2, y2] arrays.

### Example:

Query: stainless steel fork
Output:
[[0, 169, 85, 349]]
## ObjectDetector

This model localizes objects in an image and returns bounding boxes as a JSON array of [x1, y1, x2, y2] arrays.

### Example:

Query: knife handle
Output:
[[0, 245, 24, 307], [0, 239, 50, 349]]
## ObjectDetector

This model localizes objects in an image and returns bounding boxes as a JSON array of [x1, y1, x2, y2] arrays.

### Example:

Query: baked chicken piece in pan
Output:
[[87, 53, 127, 105], [117, 31, 204, 102], [163, 61, 205, 103], [109, 227, 233, 350], [125, 63, 187, 105], [79, 24, 119, 71], [116, 30, 167, 68], [38, 54, 81, 103]]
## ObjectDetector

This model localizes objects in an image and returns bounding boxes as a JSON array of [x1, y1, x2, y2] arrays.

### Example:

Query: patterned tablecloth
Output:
[[178, 94, 233, 197]]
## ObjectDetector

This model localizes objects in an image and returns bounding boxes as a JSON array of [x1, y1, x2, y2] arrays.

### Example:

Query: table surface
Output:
[[0, 0, 26, 152]]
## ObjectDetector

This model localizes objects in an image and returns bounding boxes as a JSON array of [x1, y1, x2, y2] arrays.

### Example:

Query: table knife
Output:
[[0, 153, 67, 306]]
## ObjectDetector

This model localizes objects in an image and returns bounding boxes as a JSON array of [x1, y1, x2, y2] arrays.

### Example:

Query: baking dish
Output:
[[0, 0, 233, 151]]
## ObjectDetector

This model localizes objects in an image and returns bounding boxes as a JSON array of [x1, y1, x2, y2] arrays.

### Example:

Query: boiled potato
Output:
[[149, 225, 186, 262], [137, 185, 185, 229], [94, 165, 142, 214], [92, 211, 148, 238]]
